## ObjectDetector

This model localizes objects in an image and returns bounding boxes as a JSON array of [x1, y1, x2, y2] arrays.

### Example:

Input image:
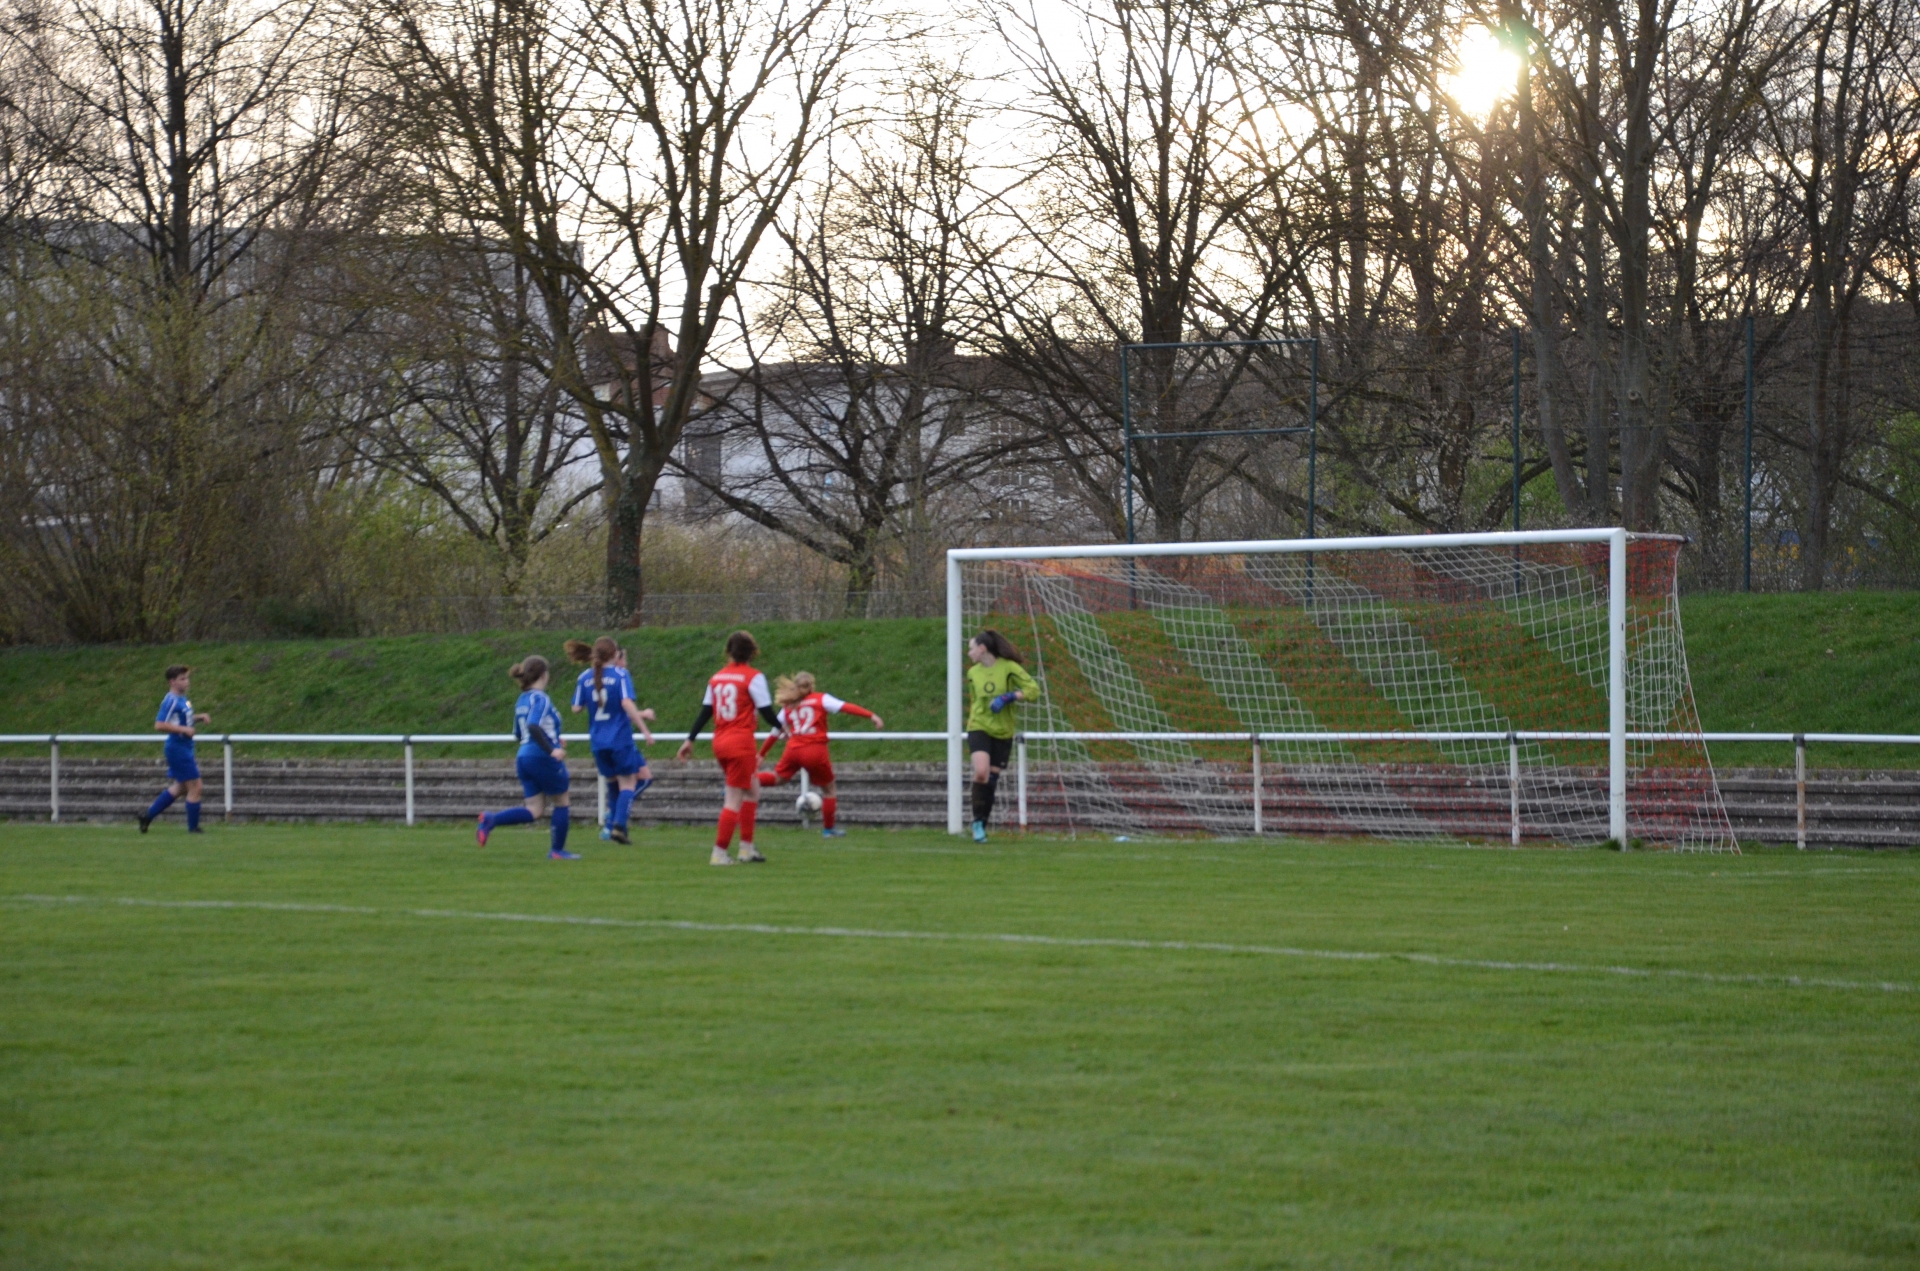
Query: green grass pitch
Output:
[[3, 821, 1916, 1268]]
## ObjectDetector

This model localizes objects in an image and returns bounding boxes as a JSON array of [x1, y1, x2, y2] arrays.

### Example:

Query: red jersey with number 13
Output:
[[704, 663, 771, 752]]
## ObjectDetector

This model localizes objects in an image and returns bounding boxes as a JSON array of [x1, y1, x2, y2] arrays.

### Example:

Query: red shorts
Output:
[[772, 746, 833, 786], [713, 740, 761, 791]]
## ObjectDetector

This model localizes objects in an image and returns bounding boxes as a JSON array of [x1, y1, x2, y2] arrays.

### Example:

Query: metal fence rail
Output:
[[4, 729, 1916, 849]]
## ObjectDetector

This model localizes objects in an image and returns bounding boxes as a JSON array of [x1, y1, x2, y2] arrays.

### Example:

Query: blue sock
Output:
[[550, 806, 570, 853], [488, 807, 535, 830], [146, 789, 175, 820], [613, 787, 636, 829], [185, 801, 201, 831]]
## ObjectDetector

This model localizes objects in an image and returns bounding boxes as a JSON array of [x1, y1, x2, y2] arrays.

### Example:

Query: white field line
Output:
[[9, 893, 1917, 996]]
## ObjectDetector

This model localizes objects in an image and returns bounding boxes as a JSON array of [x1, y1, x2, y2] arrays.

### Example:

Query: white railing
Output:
[[3, 728, 1916, 850]]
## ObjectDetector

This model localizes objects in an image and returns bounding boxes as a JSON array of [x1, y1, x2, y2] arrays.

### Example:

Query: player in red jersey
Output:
[[677, 630, 784, 865], [756, 671, 883, 837]]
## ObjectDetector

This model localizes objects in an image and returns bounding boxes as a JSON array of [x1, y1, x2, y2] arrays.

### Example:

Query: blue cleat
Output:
[[822, 827, 846, 838], [475, 813, 491, 847], [599, 824, 613, 841], [971, 820, 987, 843], [550, 848, 581, 860]]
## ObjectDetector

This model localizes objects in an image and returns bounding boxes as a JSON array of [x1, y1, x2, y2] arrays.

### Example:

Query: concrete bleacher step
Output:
[[1, 758, 1913, 846]]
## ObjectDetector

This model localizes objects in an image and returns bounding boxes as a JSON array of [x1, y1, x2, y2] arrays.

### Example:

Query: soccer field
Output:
[[3, 823, 1916, 1269]]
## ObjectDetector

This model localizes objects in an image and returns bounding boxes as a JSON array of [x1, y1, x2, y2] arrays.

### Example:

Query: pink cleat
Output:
[[475, 813, 491, 847]]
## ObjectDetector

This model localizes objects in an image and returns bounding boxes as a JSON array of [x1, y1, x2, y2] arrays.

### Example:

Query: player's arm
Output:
[[676, 699, 714, 761], [759, 707, 787, 756], [622, 698, 654, 746], [823, 693, 881, 730], [991, 666, 1039, 714]]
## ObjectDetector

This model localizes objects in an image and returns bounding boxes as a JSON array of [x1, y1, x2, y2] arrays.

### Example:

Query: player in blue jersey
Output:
[[474, 655, 577, 859], [565, 637, 656, 844], [140, 664, 212, 833]]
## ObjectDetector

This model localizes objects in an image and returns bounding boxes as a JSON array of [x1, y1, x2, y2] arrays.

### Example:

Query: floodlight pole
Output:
[[947, 553, 965, 834], [1512, 330, 1523, 534], [1307, 338, 1319, 541], [1744, 316, 1754, 592], [1122, 343, 1136, 546]]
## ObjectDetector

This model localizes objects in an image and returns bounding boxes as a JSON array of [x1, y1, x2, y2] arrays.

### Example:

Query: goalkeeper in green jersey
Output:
[[965, 629, 1040, 842]]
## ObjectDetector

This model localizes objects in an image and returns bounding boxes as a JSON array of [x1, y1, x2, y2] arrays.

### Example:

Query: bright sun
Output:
[[1444, 26, 1521, 119]]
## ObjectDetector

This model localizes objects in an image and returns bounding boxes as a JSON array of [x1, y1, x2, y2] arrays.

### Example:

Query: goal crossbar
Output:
[[946, 529, 1634, 843]]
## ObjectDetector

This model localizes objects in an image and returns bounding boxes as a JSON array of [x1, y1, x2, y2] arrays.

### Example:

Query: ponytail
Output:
[[510, 655, 549, 690], [565, 636, 618, 697], [971, 629, 1022, 664], [774, 671, 816, 708]]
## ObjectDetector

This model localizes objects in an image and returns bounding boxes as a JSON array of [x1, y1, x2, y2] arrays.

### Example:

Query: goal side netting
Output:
[[948, 531, 1736, 852]]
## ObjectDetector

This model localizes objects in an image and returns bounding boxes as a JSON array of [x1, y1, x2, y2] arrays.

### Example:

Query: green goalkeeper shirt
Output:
[[965, 660, 1040, 739]]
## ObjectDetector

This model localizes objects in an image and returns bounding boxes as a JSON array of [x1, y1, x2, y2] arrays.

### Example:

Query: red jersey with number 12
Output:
[[704, 664, 771, 752], [778, 691, 870, 747]]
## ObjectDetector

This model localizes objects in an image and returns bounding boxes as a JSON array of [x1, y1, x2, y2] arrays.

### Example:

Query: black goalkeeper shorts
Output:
[[967, 730, 1014, 771]]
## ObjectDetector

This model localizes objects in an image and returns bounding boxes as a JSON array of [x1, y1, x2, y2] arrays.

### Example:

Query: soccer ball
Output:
[[797, 790, 824, 815]]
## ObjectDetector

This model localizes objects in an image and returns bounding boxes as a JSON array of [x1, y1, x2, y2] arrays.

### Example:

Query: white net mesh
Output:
[[960, 536, 1736, 851]]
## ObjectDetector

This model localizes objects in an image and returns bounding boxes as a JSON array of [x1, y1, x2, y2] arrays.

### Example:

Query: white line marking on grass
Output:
[[9, 893, 1917, 996]]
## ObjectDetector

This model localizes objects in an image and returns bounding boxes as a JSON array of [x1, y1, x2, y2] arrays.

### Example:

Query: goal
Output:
[[945, 529, 1736, 851]]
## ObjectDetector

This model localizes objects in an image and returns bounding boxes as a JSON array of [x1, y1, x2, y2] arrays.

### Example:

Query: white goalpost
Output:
[[946, 529, 1736, 851]]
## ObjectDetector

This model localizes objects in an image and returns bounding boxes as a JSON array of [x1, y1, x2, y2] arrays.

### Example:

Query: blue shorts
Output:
[[165, 746, 200, 783], [592, 744, 644, 779], [516, 749, 571, 798]]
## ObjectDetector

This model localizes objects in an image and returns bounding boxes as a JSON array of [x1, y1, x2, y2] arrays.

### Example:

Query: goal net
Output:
[[947, 530, 1736, 852]]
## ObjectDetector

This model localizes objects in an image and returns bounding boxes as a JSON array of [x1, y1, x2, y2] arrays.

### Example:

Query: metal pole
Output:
[[1794, 733, 1807, 850], [1744, 316, 1755, 592], [405, 740, 416, 827], [224, 738, 234, 822], [1509, 731, 1521, 847], [1251, 735, 1262, 835], [1017, 735, 1027, 829], [1307, 338, 1319, 540], [597, 773, 607, 830], [1607, 528, 1628, 845], [1512, 330, 1523, 534], [946, 553, 965, 834], [1122, 344, 1136, 546], [799, 769, 810, 827], [49, 738, 59, 824]]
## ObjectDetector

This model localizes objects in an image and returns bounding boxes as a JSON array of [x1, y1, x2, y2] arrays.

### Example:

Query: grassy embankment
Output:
[[0, 592, 1914, 765]]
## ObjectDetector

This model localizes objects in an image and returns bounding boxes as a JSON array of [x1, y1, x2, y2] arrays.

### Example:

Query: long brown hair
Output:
[[971, 629, 1021, 663], [774, 671, 816, 707], [509, 655, 549, 690], [564, 636, 618, 696]]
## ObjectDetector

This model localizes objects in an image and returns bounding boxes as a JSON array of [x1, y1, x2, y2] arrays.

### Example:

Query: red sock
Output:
[[716, 808, 738, 850], [738, 801, 758, 845], [822, 797, 837, 829], [757, 771, 776, 786]]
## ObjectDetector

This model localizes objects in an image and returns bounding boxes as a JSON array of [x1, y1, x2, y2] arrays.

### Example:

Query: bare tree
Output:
[[679, 68, 1025, 610], [1757, 0, 1920, 587]]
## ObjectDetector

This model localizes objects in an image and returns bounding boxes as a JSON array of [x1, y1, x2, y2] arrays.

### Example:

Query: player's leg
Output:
[[478, 758, 543, 846], [713, 766, 747, 865], [735, 753, 765, 863], [548, 789, 576, 859], [758, 752, 801, 788], [968, 732, 995, 842], [182, 776, 204, 833], [813, 758, 842, 837], [141, 777, 182, 833]]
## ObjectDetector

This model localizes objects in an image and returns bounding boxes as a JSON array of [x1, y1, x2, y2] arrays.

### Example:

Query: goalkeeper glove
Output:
[[990, 691, 1019, 713]]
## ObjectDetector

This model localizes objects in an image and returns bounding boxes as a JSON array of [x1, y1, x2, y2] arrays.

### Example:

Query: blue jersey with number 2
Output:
[[572, 667, 635, 751]]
